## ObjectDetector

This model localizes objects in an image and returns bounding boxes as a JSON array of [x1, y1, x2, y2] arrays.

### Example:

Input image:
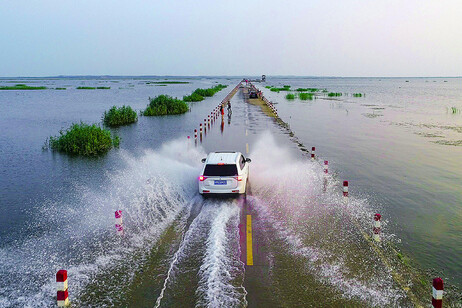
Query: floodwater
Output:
[[0, 77, 461, 307]]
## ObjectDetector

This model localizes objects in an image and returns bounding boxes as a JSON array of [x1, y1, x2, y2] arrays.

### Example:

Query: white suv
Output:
[[199, 152, 251, 195]]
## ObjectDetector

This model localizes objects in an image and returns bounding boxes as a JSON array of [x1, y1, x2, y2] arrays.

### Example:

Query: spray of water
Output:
[[0, 139, 204, 307], [247, 132, 405, 306]]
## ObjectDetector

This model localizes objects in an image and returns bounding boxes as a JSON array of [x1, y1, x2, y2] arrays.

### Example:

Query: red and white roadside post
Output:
[[200, 123, 203, 136], [194, 129, 197, 141], [311, 147, 316, 161], [373, 213, 381, 242], [56, 269, 69, 307], [432, 277, 444, 308], [115, 210, 123, 236], [324, 160, 328, 174], [204, 119, 207, 133], [343, 181, 349, 201], [208, 115, 210, 126]]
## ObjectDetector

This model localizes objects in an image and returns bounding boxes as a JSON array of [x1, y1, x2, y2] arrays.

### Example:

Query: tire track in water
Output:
[[154, 199, 246, 308]]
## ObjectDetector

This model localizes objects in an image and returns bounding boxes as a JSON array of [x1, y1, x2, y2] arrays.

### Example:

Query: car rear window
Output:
[[204, 164, 238, 176]]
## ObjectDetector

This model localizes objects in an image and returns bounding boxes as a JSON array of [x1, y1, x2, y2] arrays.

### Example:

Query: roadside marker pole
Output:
[[324, 160, 328, 174], [115, 210, 123, 236], [373, 213, 381, 242], [56, 270, 69, 307], [432, 278, 444, 308], [204, 119, 207, 133], [343, 181, 349, 200], [311, 147, 316, 161], [194, 129, 197, 141]]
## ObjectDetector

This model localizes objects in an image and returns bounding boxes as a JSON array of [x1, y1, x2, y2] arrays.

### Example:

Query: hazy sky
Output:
[[1, 0, 461, 77]]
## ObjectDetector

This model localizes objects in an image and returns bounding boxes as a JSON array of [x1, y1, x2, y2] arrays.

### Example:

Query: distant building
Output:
[[261, 75, 266, 82]]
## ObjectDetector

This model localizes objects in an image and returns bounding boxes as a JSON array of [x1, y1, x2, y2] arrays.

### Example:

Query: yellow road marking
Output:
[[246, 143, 249, 154], [246, 215, 253, 266]]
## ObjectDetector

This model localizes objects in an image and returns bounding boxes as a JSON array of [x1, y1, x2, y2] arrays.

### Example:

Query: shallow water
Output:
[[0, 77, 461, 306]]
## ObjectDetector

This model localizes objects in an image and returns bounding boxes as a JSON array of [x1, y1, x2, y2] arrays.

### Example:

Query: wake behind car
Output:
[[199, 152, 251, 195]]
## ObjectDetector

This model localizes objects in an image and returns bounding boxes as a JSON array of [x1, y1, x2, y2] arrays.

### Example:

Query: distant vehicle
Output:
[[249, 90, 258, 98], [199, 152, 251, 195]]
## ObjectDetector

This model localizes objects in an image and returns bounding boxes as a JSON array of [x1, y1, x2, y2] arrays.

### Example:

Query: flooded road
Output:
[[0, 78, 461, 307]]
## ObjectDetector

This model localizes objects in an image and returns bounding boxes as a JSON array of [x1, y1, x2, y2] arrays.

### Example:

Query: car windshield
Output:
[[204, 164, 238, 176]]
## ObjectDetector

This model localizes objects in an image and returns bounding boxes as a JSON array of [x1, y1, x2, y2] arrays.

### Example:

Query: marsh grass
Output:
[[183, 84, 227, 102], [265, 86, 272, 89], [48, 122, 119, 156], [285, 93, 295, 100], [143, 95, 189, 116], [270, 87, 291, 92], [0, 84, 47, 90], [103, 106, 138, 127], [146, 81, 190, 84], [77, 86, 96, 90], [353, 93, 364, 97], [97, 86, 111, 89], [327, 92, 342, 97], [55, 87, 66, 90], [296, 88, 318, 92], [448, 106, 461, 114], [299, 92, 314, 100]]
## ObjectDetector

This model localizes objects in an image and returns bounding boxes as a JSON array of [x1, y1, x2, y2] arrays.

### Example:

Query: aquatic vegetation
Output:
[[432, 139, 462, 146], [296, 88, 319, 92], [183, 92, 204, 102], [265, 86, 272, 89], [55, 87, 66, 90], [0, 84, 47, 90], [327, 92, 342, 97], [76, 86, 96, 90], [103, 105, 138, 127], [285, 93, 295, 100], [143, 95, 189, 116], [298, 92, 314, 100], [270, 87, 291, 92], [322, 89, 328, 93], [96, 86, 111, 89], [353, 93, 364, 97], [283, 85, 290, 88], [47, 122, 119, 156], [146, 81, 190, 84], [184, 84, 227, 102], [448, 106, 461, 114]]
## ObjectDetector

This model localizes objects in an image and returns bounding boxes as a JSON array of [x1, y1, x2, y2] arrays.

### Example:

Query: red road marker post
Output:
[[115, 210, 123, 236], [56, 269, 69, 306], [204, 119, 207, 133], [432, 278, 444, 308], [311, 147, 316, 161], [343, 181, 349, 200], [373, 213, 381, 242], [324, 160, 328, 174]]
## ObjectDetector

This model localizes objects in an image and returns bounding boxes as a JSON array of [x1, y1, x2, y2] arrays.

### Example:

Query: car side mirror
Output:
[[245, 158, 251, 163], [201, 158, 206, 163]]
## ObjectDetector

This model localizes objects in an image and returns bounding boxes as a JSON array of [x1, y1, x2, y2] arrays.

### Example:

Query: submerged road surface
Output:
[[71, 85, 432, 307]]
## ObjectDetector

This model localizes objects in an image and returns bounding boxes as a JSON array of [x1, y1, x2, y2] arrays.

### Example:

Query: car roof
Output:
[[206, 152, 241, 164]]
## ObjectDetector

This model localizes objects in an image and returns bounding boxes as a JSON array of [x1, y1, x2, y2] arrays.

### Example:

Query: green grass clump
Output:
[[143, 95, 189, 116], [183, 92, 204, 102], [103, 105, 138, 127], [283, 85, 290, 89], [299, 92, 314, 100], [296, 88, 319, 92], [328, 92, 342, 97], [77, 86, 96, 90], [97, 86, 111, 90], [265, 86, 272, 89], [184, 84, 228, 102], [147, 81, 190, 84], [285, 93, 295, 100], [353, 93, 363, 97], [448, 107, 461, 114], [48, 122, 119, 156], [55, 87, 66, 90], [270, 87, 291, 92], [0, 84, 47, 90]]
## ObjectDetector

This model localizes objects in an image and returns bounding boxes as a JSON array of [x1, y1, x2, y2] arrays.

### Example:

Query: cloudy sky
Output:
[[1, 0, 461, 77]]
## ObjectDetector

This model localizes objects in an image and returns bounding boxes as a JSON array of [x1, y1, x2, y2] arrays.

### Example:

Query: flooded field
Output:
[[0, 77, 461, 307]]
